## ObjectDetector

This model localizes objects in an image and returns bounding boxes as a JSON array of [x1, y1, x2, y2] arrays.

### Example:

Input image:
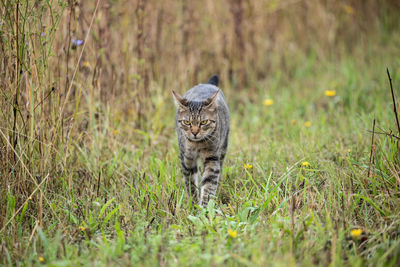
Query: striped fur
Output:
[[172, 75, 230, 207]]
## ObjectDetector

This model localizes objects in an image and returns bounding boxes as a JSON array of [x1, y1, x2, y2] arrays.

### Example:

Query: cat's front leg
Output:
[[200, 156, 221, 207], [180, 152, 199, 202]]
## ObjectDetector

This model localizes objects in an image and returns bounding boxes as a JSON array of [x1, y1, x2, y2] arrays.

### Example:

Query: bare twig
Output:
[[367, 130, 400, 141], [34, 87, 56, 110], [97, 171, 101, 197], [12, 1, 20, 163], [367, 118, 376, 178], [387, 68, 400, 135]]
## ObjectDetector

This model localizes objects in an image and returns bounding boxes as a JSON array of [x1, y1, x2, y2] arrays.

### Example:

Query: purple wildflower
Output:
[[41, 32, 46, 36], [72, 39, 83, 46]]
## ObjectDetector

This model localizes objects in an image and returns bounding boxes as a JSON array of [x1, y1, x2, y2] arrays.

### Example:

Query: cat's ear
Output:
[[203, 90, 219, 110], [172, 90, 188, 110]]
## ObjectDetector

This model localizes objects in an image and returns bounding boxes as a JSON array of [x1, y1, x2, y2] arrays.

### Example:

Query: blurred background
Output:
[[2, 1, 400, 124]]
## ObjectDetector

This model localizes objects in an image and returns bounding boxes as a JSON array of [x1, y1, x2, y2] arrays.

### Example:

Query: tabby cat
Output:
[[172, 75, 230, 207]]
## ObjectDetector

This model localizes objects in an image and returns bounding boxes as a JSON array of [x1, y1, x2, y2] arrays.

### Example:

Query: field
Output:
[[1, 0, 400, 266]]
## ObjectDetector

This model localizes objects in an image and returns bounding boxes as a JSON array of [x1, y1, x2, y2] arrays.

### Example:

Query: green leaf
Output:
[[98, 198, 115, 219], [354, 193, 389, 216]]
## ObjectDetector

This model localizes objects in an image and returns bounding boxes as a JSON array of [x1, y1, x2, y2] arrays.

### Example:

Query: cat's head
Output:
[[172, 90, 219, 142]]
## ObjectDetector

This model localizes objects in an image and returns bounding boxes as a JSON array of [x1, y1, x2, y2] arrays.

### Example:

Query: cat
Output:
[[172, 75, 230, 207]]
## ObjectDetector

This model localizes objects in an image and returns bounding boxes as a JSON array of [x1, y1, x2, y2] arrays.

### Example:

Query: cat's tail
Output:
[[207, 75, 219, 86]]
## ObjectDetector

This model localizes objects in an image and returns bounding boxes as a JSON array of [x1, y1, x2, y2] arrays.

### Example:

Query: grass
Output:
[[1, 1, 400, 266], [3, 51, 400, 266]]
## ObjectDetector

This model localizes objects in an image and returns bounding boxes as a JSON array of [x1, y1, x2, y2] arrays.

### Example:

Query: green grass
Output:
[[2, 1, 400, 266], [3, 49, 400, 265]]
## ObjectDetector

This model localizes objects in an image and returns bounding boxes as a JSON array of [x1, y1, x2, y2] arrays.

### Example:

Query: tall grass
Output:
[[1, 0, 400, 265]]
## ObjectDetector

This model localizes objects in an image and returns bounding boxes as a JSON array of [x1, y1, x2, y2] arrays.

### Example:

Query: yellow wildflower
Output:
[[263, 99, 274, 106], [304, 121, 311, 127], [78, 226, 86, 232], [343, 5, 355, 14], [39, 256, 45, 263], [301, 161, 310, 167], [244, 164, 253, 170], [350, 229, 362, 238], [83, 61, 91, 68], [113, 129, 118, 136], [291, 119, 297, 125], [227, 229, 237, 238], [347, 148, 351, 153], [325, 90, 336, 97]]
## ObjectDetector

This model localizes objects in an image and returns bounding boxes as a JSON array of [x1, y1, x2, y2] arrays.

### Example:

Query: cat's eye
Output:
[[182, 120, 191, 125], [200, 120, 208, 125]]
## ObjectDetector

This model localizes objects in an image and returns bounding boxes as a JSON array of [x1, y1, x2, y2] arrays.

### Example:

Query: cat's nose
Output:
[[191, 127, 200, 137]]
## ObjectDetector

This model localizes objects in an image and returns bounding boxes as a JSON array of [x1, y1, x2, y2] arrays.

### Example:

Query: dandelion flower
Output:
[[301, 161, 310, 167], [244, 164, 253, 170], [39, 256, 45, 263], [291, 119, 297, 125], [350, 229, 362, 238], [304, 121, 311, 127], [263, 99, 274, 106], [227, 229, 237, 238], [325, 90, 336, 97]]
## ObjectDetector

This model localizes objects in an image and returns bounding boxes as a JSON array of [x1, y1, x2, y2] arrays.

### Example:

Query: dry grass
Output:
[[1, 0, 400, 266]]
